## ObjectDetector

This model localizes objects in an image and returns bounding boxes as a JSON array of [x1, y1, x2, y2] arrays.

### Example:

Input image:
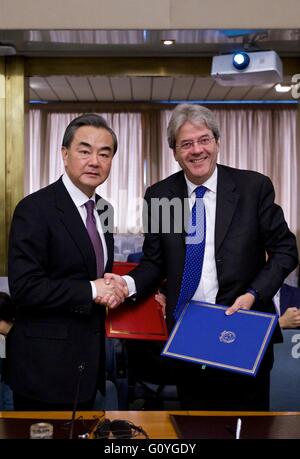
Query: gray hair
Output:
[[62, 113, 118, 154], [167, 104, 220, 149]]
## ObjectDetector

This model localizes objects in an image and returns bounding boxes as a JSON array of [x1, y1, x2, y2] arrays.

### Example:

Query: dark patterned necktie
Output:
[[173, 186, 207, 321], [85, 200, 104, 278]]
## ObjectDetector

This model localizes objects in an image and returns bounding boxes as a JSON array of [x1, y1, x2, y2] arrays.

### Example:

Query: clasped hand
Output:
[[93, 274, 129, 309]]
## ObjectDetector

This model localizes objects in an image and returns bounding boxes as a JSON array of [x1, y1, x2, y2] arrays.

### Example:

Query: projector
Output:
[[211, 50, 283, 86]]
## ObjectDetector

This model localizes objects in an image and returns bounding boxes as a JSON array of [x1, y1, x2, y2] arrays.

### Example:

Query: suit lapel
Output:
[[215, 165, 239, 255], [54, 178, 97, 279]]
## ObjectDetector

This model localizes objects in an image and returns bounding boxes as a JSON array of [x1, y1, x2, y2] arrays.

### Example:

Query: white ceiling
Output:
[[29, 75, 295, 103], [1, 28, 298, 102]]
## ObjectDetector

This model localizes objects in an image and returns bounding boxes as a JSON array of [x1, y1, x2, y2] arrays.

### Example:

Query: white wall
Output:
[[1, 0, 300, 29]]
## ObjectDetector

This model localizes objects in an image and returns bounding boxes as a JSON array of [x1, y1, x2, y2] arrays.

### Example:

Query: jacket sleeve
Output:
[[251, 176, 298, 301]]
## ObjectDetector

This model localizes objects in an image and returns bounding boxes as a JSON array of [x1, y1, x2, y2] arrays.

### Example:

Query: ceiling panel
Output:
[[263, 85, 292, 100], [224, 86, 253, 100], [89, 76, 114, 101], [206, 82, 231, 100], [274, 91, 294, 100], [110, 77, 132, 101], [46, 76, 77, 101], [131, 77, 152, 101], [188, 77, 214, 100], [28, 74, 297, 102], [29, 76, 59, 100], [151, 77, 173, 100], [269, 75, 295, 100], [170, 77, 195, 100], [67, 76, 96, 101], [29, 87, 41, 100], [242, 84, 275, 100]]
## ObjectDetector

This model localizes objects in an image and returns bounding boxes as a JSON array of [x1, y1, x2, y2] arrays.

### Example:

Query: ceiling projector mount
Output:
[[211, 50, 283, 86]]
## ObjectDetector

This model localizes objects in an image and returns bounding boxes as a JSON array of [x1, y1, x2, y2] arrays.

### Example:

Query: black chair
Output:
[[105, 337, 129, 409], [126, 339, 179, 410], [124, 252, 179, 409]]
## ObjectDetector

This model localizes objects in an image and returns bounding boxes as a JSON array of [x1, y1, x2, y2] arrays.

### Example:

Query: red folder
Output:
[[105, 262, 168, 341]]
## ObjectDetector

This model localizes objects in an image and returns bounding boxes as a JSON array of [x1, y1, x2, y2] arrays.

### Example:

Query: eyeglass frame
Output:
[[176, 135, 216, 152]]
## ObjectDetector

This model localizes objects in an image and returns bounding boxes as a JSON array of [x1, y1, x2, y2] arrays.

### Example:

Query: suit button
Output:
[[216, 258, 223, 264]]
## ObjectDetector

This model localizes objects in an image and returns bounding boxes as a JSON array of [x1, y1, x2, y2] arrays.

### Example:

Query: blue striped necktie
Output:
[[173, 185, 207, 321]]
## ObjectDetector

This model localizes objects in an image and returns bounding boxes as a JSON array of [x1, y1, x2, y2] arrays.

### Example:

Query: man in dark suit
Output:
[[6, 114, 126, 410], [106, 104, 298, 410]]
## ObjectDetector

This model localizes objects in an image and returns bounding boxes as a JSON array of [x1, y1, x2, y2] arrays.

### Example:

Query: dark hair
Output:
[[62, 113, 118, 154], [0, 292, 15, 322]]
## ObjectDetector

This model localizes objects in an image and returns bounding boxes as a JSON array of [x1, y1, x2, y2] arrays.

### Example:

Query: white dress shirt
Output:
[[62, 173, 108, 299], [185, 167, 219, 303], [273, 289, 281, 315]]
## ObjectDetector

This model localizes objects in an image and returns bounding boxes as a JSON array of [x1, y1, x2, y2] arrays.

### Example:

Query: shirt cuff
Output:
[[246, 287, 259, 303], [122, 275, 137, 297], [90, 281, 97, 300]]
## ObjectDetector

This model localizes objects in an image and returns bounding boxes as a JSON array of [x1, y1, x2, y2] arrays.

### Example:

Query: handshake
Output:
[[93, 274, 129, 309]]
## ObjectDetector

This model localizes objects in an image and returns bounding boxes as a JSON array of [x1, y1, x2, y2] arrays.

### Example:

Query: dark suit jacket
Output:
[[6, 177, 114, 403], [130, 165, 298, 340]]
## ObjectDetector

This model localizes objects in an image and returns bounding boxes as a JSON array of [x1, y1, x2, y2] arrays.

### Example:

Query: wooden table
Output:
[[1, 410, 300, 439]]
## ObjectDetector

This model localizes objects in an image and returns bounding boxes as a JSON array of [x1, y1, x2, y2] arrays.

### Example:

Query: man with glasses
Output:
[[105, 104, 298, 410]]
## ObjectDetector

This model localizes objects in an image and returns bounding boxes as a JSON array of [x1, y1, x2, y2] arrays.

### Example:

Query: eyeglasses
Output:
[[176, 136, 215, 151]]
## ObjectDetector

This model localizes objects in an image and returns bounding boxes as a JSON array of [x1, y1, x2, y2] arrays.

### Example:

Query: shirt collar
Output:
[[185, 166, 218, 198], [62, 173, 96, 208]]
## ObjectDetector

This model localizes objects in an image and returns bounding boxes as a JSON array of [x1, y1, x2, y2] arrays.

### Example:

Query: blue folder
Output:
[[161, 301, 278, 376]]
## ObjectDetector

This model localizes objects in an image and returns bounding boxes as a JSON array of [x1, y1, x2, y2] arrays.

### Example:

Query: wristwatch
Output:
[[246, 287, 260, 304]]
